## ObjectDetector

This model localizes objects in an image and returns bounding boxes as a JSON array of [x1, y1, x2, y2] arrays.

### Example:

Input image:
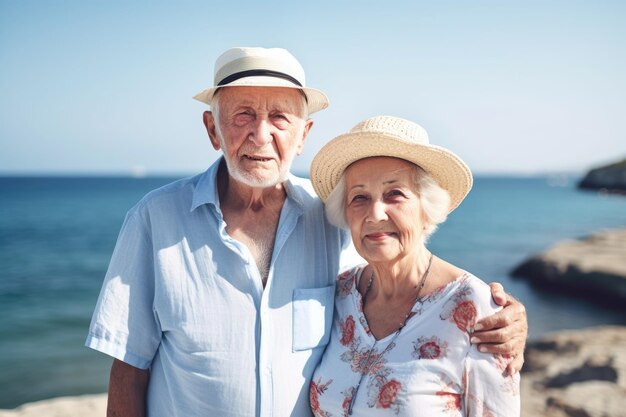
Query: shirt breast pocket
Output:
[[292, 285, 335, 352]]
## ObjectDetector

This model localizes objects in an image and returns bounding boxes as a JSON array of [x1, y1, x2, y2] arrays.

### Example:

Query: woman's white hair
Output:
[[325, 162, 451, 243]]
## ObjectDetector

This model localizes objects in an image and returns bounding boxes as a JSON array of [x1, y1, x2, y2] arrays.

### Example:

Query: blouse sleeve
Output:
[[464, 345, 520, 416], [462, 277, 520, 416]]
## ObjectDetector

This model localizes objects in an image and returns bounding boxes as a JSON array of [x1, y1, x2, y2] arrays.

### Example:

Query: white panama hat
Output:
[[193, 47, 329, 114], [310, 115, 473, 212]]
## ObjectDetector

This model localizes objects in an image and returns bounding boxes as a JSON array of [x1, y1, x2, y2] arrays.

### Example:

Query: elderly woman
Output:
[[309, 116, 520, 416]]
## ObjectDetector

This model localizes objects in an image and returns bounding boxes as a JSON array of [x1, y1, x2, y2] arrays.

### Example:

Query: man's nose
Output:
[[248, 118, 273, 146]]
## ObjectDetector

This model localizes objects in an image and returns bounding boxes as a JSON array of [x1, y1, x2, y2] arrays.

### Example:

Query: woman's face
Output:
[[344, 157, 426, 264]]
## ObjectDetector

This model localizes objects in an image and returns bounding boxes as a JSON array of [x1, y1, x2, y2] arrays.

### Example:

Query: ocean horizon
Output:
[[1, 174, 625, 409]]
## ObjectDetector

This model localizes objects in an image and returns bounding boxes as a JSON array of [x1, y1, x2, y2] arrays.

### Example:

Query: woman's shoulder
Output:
[[431, 258, 491, 302], [335, 264, 366, 298], [451, 272, 501, 317], [432, 272, 501, 334], [432, 258, 494, 306]]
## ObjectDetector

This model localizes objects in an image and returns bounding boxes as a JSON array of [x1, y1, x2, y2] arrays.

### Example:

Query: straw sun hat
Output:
[[310, 115, 473, 212], [193, 47, 329, 114]]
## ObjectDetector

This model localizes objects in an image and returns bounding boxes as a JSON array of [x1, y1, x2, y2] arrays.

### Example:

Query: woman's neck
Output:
[[368, 248, 432, 300]]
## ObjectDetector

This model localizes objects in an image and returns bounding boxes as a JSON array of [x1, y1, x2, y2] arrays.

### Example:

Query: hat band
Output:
[[217, 69, 303, 87]]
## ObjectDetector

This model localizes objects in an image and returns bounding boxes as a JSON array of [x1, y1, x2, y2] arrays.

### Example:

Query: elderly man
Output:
[[86, 47, 527, 417]]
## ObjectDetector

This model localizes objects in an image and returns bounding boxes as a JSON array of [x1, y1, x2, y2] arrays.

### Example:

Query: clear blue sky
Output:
[[1, 0, 625, 175]]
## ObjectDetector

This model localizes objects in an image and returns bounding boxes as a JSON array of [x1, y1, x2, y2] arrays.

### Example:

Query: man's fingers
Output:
[[472, 316, 526, 349], [475, 297, 526, 332], [475, 309, 512, 332], [476, 341, 512, 354], [489, 281, 504, 293], [488, 282, 508, 307], [472, 318, 524, 346], [475, 335, 525, 355], [472, 286, 528, 375], [471, 327, 507, 344], [507, 354, 525, 375]]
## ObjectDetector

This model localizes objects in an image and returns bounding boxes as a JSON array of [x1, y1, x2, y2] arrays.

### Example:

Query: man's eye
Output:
[[233, 112, 253, 123]]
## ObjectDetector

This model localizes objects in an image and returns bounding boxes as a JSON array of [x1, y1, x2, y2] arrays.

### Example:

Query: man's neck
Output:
[[216, 164, 288, 213], [215, 163, 288, 285]]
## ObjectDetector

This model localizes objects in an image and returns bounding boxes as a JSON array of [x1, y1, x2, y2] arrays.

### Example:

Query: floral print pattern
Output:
[[339, 315, 356, 346], [440, 279, 479, 333], [336, 270, 354, 298], [412, 335, 449, 360], [376, 379, 403, 410], [435, 373, 463, 414], [311, 378, 334, 417], [311, 267, 520, 416], [340, 387, 355, 416]]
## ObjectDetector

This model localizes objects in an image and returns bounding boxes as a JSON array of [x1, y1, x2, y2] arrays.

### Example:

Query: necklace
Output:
[[348, 253, 434, 415]]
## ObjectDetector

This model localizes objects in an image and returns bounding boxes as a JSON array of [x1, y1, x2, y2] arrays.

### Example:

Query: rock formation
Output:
[[511, 228, 626, 305], [578, 158, 626, 193], [521, 326, 626, 417]]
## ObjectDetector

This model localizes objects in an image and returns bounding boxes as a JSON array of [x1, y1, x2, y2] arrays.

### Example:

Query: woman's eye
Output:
[[386, 190, 405, 198]]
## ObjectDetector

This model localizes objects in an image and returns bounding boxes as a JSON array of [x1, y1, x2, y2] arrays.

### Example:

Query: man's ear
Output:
[[295, 119, 314, 155], [203, 111, 221, 150]]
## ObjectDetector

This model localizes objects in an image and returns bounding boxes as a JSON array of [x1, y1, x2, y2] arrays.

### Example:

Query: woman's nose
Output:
[[366, 200, 388, 222]]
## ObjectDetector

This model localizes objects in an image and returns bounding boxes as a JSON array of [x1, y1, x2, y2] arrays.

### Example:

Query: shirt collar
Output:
[[190, 157, 306, 213], [190, 158, 223, 212]]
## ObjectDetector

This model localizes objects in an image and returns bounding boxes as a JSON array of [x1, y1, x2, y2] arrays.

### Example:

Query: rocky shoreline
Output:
[[521, 325, 626, 417], [511, 228, 626, 305], [0, 394, 106, 417], [578, 158, 626, 193]]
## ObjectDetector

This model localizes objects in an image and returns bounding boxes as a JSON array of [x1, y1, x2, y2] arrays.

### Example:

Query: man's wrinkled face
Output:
[[204, 86, 312, 188]]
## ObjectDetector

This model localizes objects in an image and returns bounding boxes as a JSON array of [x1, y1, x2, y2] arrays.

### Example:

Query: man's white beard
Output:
[[223, 156, 291, 188], [216, 130, 296, 188]]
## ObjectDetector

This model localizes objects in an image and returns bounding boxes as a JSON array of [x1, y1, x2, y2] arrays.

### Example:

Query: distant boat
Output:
[[130, 165, 147, 178], [546, 174, 571, 187]]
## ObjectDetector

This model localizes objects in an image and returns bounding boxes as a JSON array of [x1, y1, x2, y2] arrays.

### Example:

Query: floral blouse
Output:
[[310, 266, 520, 417]]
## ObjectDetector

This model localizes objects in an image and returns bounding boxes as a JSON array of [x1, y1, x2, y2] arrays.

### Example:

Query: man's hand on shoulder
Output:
[[470, 282, 528, 375]]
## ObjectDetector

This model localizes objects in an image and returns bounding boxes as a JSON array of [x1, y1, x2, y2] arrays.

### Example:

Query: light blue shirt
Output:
[[86, 158, 360, 417]]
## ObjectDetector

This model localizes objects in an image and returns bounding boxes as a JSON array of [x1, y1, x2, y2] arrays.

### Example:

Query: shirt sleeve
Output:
[[338, 228, 365, 273], [85, 206, 162, 369], [462, 278, 521, 416]]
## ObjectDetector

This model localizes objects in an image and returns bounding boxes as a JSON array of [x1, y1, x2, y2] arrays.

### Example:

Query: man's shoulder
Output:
[[145, 173, 200, 199], [130, 172, 203, 215], [287, 174, 323, 209]]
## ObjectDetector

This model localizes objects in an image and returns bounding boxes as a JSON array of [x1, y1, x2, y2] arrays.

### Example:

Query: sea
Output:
[[0, 174, 625, 409]]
